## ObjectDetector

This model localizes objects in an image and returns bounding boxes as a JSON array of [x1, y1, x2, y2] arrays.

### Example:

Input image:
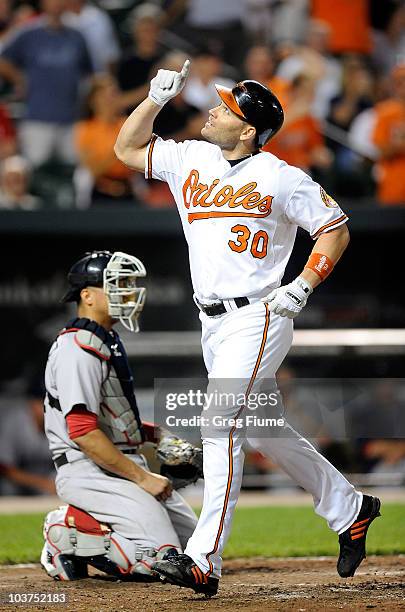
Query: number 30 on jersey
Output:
[[228, 224, 268, 259]]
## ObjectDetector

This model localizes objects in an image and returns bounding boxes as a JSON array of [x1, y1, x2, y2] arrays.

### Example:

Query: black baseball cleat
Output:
[[337, 494, 381, 578], [152, 553, 219, 597], [41, 544, 88, 580]]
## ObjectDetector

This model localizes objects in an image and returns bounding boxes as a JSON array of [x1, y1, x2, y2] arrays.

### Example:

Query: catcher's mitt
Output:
[[156, 436, 203, 490]]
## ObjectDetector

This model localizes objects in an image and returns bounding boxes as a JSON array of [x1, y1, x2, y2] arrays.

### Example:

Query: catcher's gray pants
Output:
[[55, 453, 198, 566]]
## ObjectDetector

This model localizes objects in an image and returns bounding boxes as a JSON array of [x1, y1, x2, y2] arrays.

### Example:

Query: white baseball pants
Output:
[[184, 301, 362, 577]]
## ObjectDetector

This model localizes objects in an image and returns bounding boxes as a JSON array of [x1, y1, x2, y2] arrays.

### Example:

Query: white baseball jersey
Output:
[[145, 136, 348, 302], [145, 135, 362, 580]]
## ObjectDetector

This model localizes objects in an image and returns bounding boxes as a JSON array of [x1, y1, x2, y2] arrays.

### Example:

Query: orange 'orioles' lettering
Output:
[[182, 169, 273, 223]]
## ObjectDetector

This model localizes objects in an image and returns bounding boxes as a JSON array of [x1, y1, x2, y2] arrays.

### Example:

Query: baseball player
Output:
[[41, 250, 199, 581], [114, 62, 381, 597]]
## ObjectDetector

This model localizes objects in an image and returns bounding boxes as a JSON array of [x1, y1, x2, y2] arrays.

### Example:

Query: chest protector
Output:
[[61, 318, 144, 447]]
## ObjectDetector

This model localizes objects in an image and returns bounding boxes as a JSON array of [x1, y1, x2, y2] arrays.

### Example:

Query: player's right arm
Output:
[[114, 98, 162, 172], [114, 59, 190, 172], [73, 428, 172, 501]]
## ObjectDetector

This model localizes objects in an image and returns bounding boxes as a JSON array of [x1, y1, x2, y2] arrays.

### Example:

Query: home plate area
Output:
[[0, 556, 404, 611]]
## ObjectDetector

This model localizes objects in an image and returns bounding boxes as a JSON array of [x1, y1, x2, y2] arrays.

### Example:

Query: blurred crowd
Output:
[[0, 0, 404, 209], [244, 366, 405, 491], [1, 370, 405, 496]]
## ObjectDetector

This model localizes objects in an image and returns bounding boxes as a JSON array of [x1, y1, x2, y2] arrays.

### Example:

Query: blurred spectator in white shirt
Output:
[[184, 0, 246, 27], [348, 108, 379, 161], [167, 0, 248, 68], [268, 0, 308, 46], [277, 19, 342, 119], [183, 46, 234, 112], [64, 0, 121, 72], [0, 155, 40, 209]]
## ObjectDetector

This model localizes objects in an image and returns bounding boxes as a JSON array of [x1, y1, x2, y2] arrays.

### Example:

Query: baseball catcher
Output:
[[41, 250, 202, 581]]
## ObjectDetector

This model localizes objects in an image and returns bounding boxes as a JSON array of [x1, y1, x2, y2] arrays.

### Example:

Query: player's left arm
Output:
[[264, 171, 351, 318], [263, 224, 349, 318], [300, 224, 350, 289]]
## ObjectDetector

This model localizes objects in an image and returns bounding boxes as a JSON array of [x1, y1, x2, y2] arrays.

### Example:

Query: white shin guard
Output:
[[42, 506, 180, 580]]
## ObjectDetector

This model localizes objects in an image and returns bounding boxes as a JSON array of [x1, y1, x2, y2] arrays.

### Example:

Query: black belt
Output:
[[47, 392, 61, 412], [54, 448, 138, 468], [198, 296, 249, 317], [54, 453, 68, 468]]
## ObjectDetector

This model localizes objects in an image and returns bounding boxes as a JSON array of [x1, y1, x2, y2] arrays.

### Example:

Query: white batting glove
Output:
[[148, 59, 191, 107], [262, 277, 313, 319]]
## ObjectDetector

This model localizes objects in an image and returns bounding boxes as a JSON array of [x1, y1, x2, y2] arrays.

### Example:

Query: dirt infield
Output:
[[0, 556, 404, 611]]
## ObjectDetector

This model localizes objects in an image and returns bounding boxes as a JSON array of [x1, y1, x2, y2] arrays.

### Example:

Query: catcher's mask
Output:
[[62, 250, 146, 332]]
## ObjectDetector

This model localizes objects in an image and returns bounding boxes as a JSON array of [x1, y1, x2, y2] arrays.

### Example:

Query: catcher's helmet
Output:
[[62, 251, 112, 303], [215, 80, 284, 147], [62, 250, 147, 332]]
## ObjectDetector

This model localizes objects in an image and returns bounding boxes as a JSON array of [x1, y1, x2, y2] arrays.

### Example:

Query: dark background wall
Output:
[[1, 205, 404, 384]]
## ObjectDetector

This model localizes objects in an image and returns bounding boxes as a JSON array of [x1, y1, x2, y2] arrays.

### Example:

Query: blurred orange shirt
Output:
[[264, 116, 323, 170], [372, 100, 405, 206], [267, 76, 290, 110], [75, 118, 132, 180], [311, 0, 371, 54]]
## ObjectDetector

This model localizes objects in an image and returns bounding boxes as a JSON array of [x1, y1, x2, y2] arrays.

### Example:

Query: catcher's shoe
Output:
[[40, 543, 88, 581], [152, 553, 218, 597], [337, 494, 381, 578]]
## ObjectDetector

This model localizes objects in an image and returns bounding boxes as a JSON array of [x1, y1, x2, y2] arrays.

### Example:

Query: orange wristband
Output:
[[305, 253, 334, 281]]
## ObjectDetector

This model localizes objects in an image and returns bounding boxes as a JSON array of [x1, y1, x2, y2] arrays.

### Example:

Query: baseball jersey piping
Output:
[[205, 304, 270, 577], [147, 133, 158, 179], [311, 214, 348, 240]]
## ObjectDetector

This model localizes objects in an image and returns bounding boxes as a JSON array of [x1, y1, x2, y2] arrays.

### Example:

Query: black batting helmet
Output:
[[215, 80, 284, 147], [61, 251, 112, 303]]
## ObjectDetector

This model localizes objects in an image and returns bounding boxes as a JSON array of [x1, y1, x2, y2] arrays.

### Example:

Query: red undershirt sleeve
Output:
[[66, 405, 98, 439]]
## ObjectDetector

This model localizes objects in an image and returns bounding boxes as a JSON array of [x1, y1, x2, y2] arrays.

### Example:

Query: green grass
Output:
[[0, 504, 404, 564], [0, 513, 45, 564], [224, 504, 405, 558]]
